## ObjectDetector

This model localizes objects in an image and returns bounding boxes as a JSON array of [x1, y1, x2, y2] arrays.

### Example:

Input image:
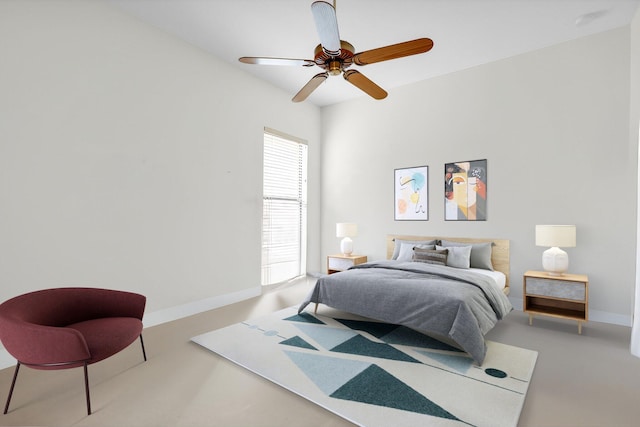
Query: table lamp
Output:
[[535, 225, 576, 276], [336, 223, 357, 255]]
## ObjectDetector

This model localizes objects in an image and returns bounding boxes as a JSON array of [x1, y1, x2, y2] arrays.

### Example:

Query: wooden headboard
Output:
[[386, 235, 510, 293]]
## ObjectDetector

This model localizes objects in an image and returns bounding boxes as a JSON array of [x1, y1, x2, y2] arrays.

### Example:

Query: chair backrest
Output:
[[0, 287, 146, 327]]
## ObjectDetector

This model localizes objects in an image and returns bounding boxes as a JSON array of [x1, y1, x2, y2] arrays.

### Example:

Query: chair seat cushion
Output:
[[68, 317, 143, 364]]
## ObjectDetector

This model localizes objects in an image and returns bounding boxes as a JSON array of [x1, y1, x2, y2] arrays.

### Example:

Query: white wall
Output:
[[0, 1, 322, 319], [631, 4, 640, 355], [321, 27, 635, 325]]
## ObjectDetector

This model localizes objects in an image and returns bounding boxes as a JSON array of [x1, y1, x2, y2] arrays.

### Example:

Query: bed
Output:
[[298, 235, 513, 365]]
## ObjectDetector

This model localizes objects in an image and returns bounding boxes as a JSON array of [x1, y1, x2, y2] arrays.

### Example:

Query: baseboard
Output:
[[142, 286, 262, 328], [0, 286, 262, 370], [508, 296, 632, 327], [588, 309, 632, 327], [307, 270, 325, 278]]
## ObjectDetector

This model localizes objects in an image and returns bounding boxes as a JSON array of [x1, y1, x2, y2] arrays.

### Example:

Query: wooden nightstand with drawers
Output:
[[523, 270, 589, 334], [327, 254, 367, 274]]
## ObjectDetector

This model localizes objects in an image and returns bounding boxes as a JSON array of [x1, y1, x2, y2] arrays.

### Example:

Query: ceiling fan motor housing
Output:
[[314, 41, 355, 75]]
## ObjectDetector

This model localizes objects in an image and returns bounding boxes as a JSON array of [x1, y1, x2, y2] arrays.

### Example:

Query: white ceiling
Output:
[[108, 0, 639, 107]]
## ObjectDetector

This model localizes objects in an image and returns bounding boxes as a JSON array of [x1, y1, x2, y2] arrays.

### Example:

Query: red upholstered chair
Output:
[[0, 288, 147, 415]]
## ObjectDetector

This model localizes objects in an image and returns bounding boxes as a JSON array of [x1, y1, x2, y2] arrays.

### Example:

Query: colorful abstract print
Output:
[[445, 159, 487, 221], [394, 166, 428, 221]]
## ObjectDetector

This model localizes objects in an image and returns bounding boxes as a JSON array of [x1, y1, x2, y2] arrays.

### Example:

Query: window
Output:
[[262, 128, 308, 286]]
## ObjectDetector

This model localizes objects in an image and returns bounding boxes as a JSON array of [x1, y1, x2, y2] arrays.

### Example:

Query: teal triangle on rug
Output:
[[331, 364, 462, 423], [285, 312, 326, 324], [284, 351, 371, 396], [280, 335, 318, 350], [334, 318, 401, 338], [331, 334, 422, 363], [192, 306, 538, 427]]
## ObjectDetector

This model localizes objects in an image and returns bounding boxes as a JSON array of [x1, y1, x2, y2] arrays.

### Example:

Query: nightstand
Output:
[[327, 254, 367, 274], [523, 270, 588, 334]]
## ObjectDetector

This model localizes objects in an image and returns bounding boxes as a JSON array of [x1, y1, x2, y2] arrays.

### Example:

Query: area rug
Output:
[[191, 307, 537, 427]]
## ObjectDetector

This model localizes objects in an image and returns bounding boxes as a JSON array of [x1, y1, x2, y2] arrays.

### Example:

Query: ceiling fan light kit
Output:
[[239, 0, 433, 103]]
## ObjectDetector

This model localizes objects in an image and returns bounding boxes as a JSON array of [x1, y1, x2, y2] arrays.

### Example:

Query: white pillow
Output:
[[436, 244, 471, 269], [391, 239, 437, 259], [397, 242, 436, 262]]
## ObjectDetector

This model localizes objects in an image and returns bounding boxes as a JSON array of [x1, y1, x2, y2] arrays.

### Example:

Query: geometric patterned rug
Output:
[[192, 306, 537, 427]]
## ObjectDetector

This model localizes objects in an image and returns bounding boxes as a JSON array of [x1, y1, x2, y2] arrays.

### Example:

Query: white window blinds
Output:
[[262, 128, 308, 286]]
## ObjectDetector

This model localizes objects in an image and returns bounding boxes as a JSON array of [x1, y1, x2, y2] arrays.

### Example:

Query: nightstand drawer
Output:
[[328, 257, 355, 271], [526, 277, 585, 301], [327, 255, 367, 274]]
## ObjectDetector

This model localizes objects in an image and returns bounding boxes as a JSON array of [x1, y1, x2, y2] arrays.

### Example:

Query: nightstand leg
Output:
[[528, 314, 533, 326], [578, 322, 582, 335]]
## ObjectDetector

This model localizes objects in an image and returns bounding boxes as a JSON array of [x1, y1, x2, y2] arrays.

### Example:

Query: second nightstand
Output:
[[327, 254, 367, 274], [523, 270, 589, 334]]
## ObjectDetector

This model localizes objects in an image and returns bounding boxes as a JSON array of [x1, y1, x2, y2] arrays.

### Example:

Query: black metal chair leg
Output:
[[84, 362, 91, 415], [4, 336, 145, 417], [4, 362, 20, 414], [139, 334, 147, 361]]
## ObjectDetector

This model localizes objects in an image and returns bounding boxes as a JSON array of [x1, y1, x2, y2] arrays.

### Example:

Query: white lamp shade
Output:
[[535, 225, 576, 248], [336, 223, 357, 238], [536, 225, 576, 275]]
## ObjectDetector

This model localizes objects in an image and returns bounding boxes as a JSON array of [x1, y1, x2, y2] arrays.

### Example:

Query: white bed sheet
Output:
[[468, 268, 506, 290]]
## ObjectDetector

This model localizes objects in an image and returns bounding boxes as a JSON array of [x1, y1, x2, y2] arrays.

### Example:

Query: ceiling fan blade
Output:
[[311, 1, 341, 55], [292, 72, 328, 102], [352, 38, 434, 66], [239, 57, 315, 67], [343, 70, 387, 100]]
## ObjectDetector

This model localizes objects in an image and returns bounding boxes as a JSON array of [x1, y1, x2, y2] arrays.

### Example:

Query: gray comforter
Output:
[[298, 260, 513, 364]]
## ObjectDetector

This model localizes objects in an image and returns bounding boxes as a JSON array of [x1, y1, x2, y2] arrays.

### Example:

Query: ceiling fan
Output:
[[239, 0, 434, 103]]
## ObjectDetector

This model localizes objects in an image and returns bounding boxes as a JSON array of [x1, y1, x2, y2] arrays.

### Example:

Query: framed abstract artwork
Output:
[[444, 159, 487, 221], [394, 166, 428, 221]]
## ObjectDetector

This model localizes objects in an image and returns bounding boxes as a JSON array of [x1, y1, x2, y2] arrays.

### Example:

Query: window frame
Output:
[[261, 127, 308, 286]]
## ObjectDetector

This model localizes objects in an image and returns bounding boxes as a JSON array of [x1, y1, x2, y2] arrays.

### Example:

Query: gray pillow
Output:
[[396, 242, 436, 262], [439, 240, 494, 271], [391, 239, 437, 260], [412, 248, 448, 266], [436, 244, 471, 269]]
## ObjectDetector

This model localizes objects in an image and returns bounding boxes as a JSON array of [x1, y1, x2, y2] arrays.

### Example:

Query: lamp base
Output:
[[542, 247, 569, 276], [340, 237, 353, 256]]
